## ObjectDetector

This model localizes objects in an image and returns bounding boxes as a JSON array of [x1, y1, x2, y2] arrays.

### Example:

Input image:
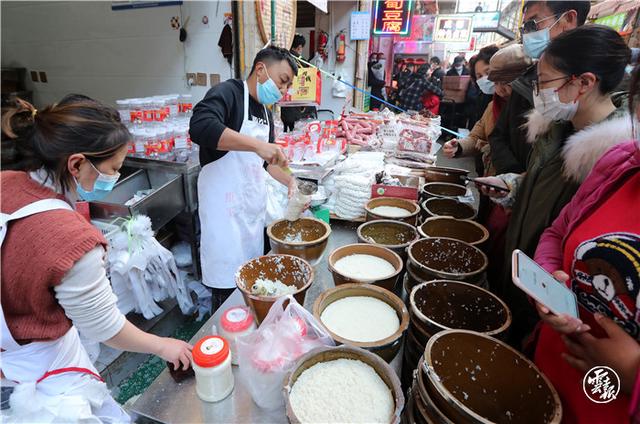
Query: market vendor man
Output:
[[189, 46, 298, 310]]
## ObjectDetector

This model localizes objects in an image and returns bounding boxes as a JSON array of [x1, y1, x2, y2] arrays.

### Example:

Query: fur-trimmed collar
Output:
[[561, 113, 632, 183], [522, 103, 632, 183]]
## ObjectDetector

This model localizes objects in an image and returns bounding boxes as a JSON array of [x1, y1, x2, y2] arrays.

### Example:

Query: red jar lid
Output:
[[193, 336, 230, 368], [221, 306, 254, 333]]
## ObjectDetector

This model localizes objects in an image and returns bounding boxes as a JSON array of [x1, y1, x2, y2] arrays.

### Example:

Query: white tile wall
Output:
[[1, 0, 233, 107]]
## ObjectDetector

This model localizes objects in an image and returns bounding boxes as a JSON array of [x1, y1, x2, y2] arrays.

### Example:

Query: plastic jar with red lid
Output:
[[192, 336, 234, 402], [219, 306, 256, 365]]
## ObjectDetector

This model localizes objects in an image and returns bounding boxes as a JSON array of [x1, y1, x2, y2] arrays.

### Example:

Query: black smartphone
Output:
[[466, 177, 510, 193]]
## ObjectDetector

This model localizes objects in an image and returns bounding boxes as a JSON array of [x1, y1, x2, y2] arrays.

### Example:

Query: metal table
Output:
[[129, 221, 362, 423]]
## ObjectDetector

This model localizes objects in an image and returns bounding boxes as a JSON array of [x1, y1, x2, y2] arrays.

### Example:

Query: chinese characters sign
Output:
[[373, 0, 413, 36], [433, 15, 473, 43]]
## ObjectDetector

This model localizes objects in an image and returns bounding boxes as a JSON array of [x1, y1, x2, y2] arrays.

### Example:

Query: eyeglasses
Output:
[[520, 13, 561, 36], [532, 75, 574, 96]]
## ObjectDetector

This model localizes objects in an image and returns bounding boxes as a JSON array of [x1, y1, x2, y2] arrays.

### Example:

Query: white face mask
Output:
[[476, 76, 495, 95], [533, 86, 579, 121]]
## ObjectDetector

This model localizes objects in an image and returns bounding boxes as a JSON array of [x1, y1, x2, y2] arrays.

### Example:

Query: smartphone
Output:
[[512, 249, 579, 318], [466, 177, 510, 193]]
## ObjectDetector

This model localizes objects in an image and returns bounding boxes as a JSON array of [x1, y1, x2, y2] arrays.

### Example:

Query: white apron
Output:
[[198, 81, 270, 288], [0, 199, 130, 423]]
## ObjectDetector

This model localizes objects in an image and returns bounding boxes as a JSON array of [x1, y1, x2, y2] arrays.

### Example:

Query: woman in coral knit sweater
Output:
[[0, 97, 191, 422]]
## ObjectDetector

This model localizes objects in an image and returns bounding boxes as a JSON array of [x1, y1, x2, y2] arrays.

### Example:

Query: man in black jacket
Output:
[[429, 56, 445, 88], [446, 56, 469, 77], [189, 46, 297, 311], [488, 0, 591, 175]]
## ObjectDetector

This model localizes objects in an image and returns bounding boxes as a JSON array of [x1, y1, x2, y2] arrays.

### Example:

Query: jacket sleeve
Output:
[[460, 102, 492, 156], [55, 247, 126, 342], [489, 93, 526, 174], [189, 85, 235, 149]]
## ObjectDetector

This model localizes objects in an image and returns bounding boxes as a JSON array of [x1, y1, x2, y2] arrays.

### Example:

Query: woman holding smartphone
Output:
[[532, 66, 640, 424], [476, 26, 632, 350]]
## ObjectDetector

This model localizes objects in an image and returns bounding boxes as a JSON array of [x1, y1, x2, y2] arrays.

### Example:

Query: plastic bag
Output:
[[236, 295, 335, 409], [265, 174, 288, 225]]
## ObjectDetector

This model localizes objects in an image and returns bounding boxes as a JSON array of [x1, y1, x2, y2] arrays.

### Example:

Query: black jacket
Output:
[[488, 65, 536, 174], [368, 62, 386, 110], [430, 67, 445, 88]]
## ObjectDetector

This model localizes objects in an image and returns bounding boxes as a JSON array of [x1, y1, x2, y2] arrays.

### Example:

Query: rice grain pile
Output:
[[370, 206, 411, 218], [250, 278, 297, 296], [289, 358, 393, 423], [334, 254, 396, 280], [321, 296, 399, 342]]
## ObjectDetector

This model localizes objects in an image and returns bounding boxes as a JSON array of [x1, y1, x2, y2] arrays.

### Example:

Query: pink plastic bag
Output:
[[236, 295, 335, 409]]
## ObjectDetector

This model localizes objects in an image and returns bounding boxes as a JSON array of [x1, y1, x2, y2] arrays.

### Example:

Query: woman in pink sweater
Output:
[[533, 67, 640, 423]]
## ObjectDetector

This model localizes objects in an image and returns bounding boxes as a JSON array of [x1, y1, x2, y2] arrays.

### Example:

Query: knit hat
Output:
[[488, 44, 533, 83]]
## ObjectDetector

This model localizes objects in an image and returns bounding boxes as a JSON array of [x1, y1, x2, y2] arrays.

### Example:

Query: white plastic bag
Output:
[[265, 174, 288, 225], [236, 295, 335, 409]]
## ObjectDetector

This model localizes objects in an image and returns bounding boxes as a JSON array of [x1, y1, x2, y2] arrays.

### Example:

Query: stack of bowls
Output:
[[423, 166, 469, 185], [401, 280, 511, 388], [418, 217, 489, 247], [405, 330, 563, 424], [406, 237, 488, 290], [419, 182, 467, 205]]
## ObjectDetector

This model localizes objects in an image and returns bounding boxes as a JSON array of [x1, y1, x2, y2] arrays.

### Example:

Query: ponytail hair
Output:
[[1, 96, 130, 191]]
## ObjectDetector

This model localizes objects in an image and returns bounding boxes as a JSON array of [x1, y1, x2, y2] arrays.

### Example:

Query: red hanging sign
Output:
[[373, 0, 413, 35]]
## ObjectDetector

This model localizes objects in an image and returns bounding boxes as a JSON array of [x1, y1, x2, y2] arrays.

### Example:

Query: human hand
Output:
[[474, 176, 509, 198], [256, 143, 289, 168], [156, 337, 193, 371], [442, 139, 459, 158], [562, 313, 640, 394], [536, 301, 589, 335]]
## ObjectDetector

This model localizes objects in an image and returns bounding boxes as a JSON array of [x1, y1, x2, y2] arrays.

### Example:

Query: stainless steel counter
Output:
[[129, 221, 361, 424]]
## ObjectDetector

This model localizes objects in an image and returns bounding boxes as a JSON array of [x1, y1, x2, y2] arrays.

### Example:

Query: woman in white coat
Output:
[[0, 97, 192, 422]]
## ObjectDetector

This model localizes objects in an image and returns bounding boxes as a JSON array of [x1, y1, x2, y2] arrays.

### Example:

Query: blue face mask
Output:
[[523, 14, 564, 59], [75, 161, 120, 202], [256, 65, 283, 105]]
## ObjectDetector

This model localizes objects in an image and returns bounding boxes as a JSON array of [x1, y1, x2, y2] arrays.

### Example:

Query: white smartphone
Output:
[[512, 249, 579, 319]]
